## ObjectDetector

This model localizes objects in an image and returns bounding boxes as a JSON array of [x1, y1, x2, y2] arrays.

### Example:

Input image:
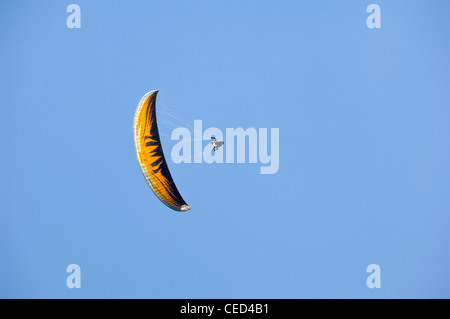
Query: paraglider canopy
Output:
[[133, 90, 191, 212]]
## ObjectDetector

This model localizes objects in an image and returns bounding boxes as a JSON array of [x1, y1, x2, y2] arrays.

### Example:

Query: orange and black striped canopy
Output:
[[133, 90, 191, 212]]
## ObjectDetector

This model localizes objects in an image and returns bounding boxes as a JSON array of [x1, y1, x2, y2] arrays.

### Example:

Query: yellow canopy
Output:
[[133, 90, 191, 212]]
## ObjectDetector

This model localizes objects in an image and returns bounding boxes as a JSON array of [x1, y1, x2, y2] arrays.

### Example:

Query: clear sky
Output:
[[1, 0, 449, 298]]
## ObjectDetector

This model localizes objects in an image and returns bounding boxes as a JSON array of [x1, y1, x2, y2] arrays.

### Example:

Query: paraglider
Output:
[[133, 90, 191, 212], [210, 136, 224, 152]]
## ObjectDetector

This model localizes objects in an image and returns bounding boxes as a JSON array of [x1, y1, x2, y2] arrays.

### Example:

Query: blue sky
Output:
[[1, 0, 449, 298]]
